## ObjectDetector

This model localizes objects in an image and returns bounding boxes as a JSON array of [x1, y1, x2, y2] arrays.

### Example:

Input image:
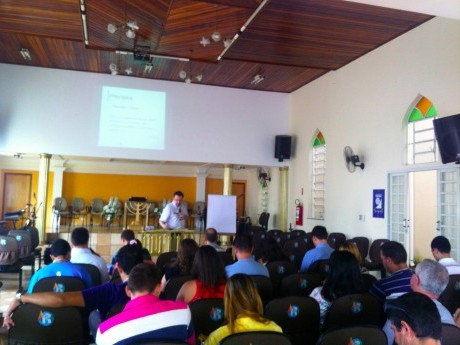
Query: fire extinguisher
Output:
[[295, 199, 303, 226]]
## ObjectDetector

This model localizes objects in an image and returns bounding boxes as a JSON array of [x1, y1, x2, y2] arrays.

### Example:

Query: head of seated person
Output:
[[338, 241, 363, 265], [311, 225, 329, 247], [253, 238, 286, 265], [232, 236, 253, 260]]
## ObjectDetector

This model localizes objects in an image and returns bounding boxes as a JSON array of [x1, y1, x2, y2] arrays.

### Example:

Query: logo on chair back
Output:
[[0, 239, 6, 245], [277, 266, 285, 275], [53, 283, 66, 292], [351, 301, 363, 314], [348, 338, 363, 345], [289, 254, 296, 262], [454, 282, 460, 291], [294, 242, 299, 248], [15, 235, 22, 242], [37, 310, 54, 327], [209, 307, 223, 322], [299, 278, 308, 290], [287, 304, 300, 318]]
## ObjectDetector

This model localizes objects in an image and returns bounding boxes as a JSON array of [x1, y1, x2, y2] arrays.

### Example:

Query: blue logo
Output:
[[299, 279, 308, 289], [15, 235, 22, 241], [287, 304, 300, 318], [277, 266, 285, 274], [351, 301, 363, 314], [38, 311, 54, 327], [0, 239, 6, 245], [454, 282, 460, 291], [209, 307, 223, 322], [53, 283, 66, 293], [294, 242, 299, 248], [290, 254, 295, 262], [349, 338, 363, 345]]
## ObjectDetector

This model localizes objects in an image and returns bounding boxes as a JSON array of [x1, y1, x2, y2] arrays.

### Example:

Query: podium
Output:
[[141, 230, 196, 255]]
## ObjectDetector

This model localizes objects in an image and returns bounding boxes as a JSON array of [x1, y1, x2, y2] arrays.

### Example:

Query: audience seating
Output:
[[264, 296, 320, 345], [363, 239, 389, 278], [438, 274, 460, 314], [25, 226, 42, 270], [327, 233, 346, 250], [268, 229, 283, 238], [258, 212, 270, 230], [350, 236, 370, 260], [162, 275, 194, 300], [274, 232, 290, 247], [283, 238, 308, 269], [252, 231, 269, 251], [74, 263, 102, 286], [70, 197, 87, 227], [322, 293, 384, 332], [89, 198, 104, 226], [217, 251, 234, 266], [156, 251, 178, 274], [189, 298, 225, 341], [32, 276, 87, 293], [280, 273, 323, 297], [249, 275, 273, 305], [219, 331, 293, 345], [361, 273, 377, 292], [8, 229, 35, 274], [307, 259, 330, 280], [290, 230, 305, 238], [0, 235, 23, 290], [9, 304, 86, 345], [316, 325, 387, 345], [266, 260, 298, 297], [302, 232, 315, 252], [441, 323, 460, 345]]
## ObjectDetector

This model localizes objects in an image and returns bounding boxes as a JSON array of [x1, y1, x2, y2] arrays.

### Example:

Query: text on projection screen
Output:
[[98, 86, 166, 150]]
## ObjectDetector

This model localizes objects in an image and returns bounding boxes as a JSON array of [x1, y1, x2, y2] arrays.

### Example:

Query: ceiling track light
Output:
[[107, 20, 139, 39], [20, 48, 31, 61], [251, 74, 265, 85]]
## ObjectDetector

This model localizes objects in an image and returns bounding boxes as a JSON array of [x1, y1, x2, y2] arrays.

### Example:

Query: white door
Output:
[[388, 173, 411, 257], [437, 168, 460, 260]]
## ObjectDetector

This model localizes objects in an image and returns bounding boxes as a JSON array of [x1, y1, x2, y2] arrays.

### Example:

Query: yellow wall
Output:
[[62, 172, 197, 208]]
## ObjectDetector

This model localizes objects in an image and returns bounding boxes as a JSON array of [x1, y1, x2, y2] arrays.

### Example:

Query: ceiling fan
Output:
[[257, 167, 271, 185], [343, 146, 365, 173]]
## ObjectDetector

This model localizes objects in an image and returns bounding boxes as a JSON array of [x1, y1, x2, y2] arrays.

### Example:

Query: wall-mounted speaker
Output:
[[275, 135, 291, 162]]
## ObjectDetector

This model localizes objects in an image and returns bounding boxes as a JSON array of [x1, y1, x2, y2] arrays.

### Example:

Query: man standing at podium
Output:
[[159, 191, 188, 229]]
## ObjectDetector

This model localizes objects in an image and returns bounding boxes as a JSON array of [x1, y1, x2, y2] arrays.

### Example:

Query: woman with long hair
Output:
[[309, 250, 365, 325], [176, 245, 227, 303], [161, 238, 199, 290], [205, 274, 282, 345]]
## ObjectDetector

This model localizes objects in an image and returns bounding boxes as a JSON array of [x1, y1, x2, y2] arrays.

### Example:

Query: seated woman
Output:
[[161, 238, 199, 291], [309, 250, 365, 326], [205, 274, 282, 345], [176, 245, 226, 304]]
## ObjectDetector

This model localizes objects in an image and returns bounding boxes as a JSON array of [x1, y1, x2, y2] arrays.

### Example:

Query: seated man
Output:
[[204, 228, 225, 252], [3, 243, 144, 337], [27, 238, 93, 293], [300, 225, 334, 272], [70, 227, 109, 283], [386, 292, 442, 345], [369, 241, 413, 303], [96, 263, 194, 345], [383, 259, 454, 345], [225, 236, 269, 278], [431, 235, 460, 275]]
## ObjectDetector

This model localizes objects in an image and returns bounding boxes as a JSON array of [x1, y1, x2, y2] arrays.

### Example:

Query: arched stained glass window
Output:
[[312, 130, 326, 219], [407, 96, 438, 164]]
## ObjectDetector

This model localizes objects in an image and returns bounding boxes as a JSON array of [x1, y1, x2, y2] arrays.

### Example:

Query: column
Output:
[[51, 159, 67, 234], [223, 164, 233, 195], [195, 166, 208, 202], [278, 166, 289, 231], [36, 154, 52, 243]]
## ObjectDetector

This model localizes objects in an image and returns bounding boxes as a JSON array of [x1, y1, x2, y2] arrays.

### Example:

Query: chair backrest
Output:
[[189, 298, 225, 339], [316, 325, 387, 345], [9, 304, 86, 345], [322, 293, 384, 332], [25, 226, 40, 250], [361, 273, 377, 292], [280, 273, 323, 297], [249, 275, 273, 305], [156, 251, 178, 274], [220, 331, 292, 345], [266, 260, 298, 296], [32, 276, 87, 293], [217, 251, 234, 266], [71, 198, 85, 212], [283, 238, 307, 254], [90, 198, 104, 214], [438, 274, 460, 314], [252, 231, 269, 250], [53, 197, 67, 212], [0, 235, 20, 265], [268, 229, 283, 238], [290, 230, 305, 238], [258, 212, 270, 230], [327, 232, 347, 250], [306, 259, 330, 280], [368, 239, 389, 263], [441, 323, 460, 345], [8, 230, 32, 259], [74, 263, 102, 286], [264, 296, 320, 345], [162, 275, 194, 301], [350, 237, 370, 260]]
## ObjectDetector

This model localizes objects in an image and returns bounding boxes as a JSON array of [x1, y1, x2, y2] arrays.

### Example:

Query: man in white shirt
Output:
[[70, 227, 109, 283], [431, 235, 460, 275], [159, 191, 188, 230]]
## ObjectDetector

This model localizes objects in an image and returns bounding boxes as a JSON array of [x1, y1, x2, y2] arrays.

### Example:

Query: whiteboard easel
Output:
[[207, 194, 237, 233]]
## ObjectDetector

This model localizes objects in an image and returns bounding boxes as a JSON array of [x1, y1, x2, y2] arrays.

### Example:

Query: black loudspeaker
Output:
[[275, 135, 291, 162]]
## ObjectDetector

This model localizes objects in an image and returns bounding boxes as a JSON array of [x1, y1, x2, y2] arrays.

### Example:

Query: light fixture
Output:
[[200, 37, 211, 47], [144, 63, 153, 73], [179, 70, 203, 84], [211, 31, 221, 42], [107, 20, 139, 39], [109, 63, 118, 75], [20, 48, 31, 61], [124, 67, 133, 75], [251, 74, 265, 85]]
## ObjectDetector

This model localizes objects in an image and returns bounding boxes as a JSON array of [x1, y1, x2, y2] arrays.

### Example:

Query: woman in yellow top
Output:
[[205, 274, 282, 345]]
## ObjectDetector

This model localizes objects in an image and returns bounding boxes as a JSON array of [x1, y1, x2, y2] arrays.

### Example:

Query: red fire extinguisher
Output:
[[295, 199, 303, 226]]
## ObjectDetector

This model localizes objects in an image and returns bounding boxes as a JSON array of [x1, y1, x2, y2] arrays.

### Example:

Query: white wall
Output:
[[289, 17, 460, 241], [0, 64, 289, 167]]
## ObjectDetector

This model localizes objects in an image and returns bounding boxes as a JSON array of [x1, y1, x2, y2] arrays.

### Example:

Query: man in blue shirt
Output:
[[225, 236, 269, 277], [300, 226, 334, 272], [27, 238, 93, 293]]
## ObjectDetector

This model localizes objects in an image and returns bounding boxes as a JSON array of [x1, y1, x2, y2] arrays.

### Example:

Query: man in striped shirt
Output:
[[370, 241, 413, 303], [96, 263, 195, 345]]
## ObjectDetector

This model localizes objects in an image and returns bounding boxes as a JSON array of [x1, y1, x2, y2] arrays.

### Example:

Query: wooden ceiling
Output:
[[0, 0, 433, 93]]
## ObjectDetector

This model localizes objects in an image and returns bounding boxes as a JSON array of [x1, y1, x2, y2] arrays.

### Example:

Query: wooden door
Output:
[[2, 173, 32, 227], [232, 182, 246, 219]]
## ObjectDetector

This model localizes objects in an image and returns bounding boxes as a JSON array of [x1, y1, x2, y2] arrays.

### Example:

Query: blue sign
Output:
[[373, 189, 385, 218]]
